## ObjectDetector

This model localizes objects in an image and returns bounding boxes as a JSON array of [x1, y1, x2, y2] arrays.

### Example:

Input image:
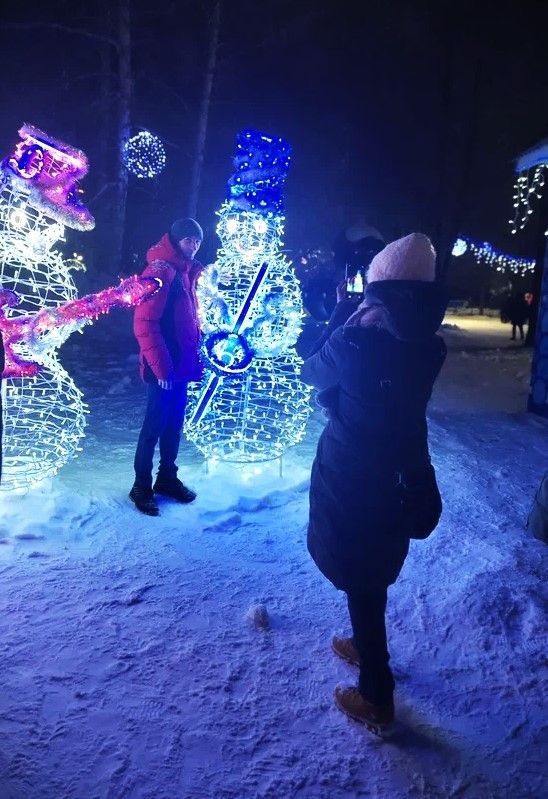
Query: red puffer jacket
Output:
[[134, 233, 203, 382]]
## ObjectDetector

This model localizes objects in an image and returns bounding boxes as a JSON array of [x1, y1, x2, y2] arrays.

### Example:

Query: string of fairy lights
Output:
[[452, 236, 535, 275], [509, 166, 545, 235]]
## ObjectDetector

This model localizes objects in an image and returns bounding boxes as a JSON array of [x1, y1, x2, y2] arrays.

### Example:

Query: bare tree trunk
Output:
[[111, 0, 131, 274], [98, 35, 112, 190], [187, 0, 222, 218], [433, 8, 482, 281]]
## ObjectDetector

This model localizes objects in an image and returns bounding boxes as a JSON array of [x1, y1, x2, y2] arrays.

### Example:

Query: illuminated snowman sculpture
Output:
[[185, 129, 312, 463], [0, 124, 157, 491]]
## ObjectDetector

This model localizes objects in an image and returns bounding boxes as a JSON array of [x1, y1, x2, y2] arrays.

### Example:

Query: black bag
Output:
[[395, 465, 442, 540]]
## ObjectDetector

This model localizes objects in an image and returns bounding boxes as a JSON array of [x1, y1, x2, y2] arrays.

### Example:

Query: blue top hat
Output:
[[227, 128, 292, 215]]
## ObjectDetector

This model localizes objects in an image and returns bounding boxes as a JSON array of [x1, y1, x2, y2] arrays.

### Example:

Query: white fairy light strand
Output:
[[0, 178, 87, 491], [187, 352, 311, 463], [509, 166, 545, 234], [3, 351, 87, 492], [452, 236, 535, 275]]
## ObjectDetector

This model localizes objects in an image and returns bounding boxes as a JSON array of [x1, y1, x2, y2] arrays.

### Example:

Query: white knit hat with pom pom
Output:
[[366, 232, 436, 283]]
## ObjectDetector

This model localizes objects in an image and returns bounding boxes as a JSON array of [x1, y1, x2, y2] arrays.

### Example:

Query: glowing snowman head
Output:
[[217, 204, 283, 263]]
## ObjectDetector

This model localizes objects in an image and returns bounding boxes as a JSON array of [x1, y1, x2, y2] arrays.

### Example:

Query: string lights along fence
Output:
[[0, 124, 159, 492], [185, 129, 312, 463]]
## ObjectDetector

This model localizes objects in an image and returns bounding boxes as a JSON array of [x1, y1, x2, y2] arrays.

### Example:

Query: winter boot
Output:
[[334, 685, 394, 738], [129, 484, 159, 516], [153, 476, 196, 504], [331, 635, 360, 667]]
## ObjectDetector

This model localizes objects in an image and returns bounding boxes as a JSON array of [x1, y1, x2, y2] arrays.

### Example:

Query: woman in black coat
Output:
[[300, 233, 447, 735]]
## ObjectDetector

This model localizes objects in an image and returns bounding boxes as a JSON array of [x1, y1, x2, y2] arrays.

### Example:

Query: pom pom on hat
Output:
[[367, 233, 436, 283]]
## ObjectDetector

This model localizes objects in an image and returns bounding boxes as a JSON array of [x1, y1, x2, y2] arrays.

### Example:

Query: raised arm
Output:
[[301, 326, 347, 391]]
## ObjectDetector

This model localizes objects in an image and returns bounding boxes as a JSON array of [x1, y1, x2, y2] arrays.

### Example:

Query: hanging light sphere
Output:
[[452, 238, 468, 257], [123, 131, 166, 179]]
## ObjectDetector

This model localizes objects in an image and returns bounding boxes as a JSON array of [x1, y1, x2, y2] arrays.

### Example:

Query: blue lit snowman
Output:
[[185, 129, 311, 462]]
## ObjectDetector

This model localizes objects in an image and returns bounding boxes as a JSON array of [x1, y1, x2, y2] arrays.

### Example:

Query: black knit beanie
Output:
[[169, 217, 203, 246]]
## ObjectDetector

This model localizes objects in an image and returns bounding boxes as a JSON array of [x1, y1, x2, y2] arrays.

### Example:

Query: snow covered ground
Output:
[[0, 312, 546, 799]]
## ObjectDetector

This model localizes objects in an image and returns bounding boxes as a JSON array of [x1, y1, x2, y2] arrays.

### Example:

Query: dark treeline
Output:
[[0, 0, 547, 293]]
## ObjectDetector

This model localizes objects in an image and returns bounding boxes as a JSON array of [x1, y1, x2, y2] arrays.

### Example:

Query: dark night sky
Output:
[[0, 0, 547, 273]]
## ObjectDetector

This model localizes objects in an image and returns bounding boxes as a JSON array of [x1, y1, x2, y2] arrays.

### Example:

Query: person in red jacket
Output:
[[130, 218, 204, 516]]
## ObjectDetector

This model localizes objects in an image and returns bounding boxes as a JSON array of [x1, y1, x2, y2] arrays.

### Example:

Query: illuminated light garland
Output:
[[0, 276, 160, 379], [509, 166, 545, 235], [3, 352, 89, 493], [452, 236, 535, 275], [185, 128, 311, 462], [0, 125, 158, 492], [188, 352, 311, 462], [122, 131, 166, 179], [1, 123, 94, 230]]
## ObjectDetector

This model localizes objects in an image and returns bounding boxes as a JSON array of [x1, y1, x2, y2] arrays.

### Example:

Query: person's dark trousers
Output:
[[511, 323, 524, 340], [346, 586, 394, 706], [134, 381, 188, 489]]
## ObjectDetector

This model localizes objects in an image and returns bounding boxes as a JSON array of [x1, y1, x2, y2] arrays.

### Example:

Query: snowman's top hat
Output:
[[226, 128, 292, 216]]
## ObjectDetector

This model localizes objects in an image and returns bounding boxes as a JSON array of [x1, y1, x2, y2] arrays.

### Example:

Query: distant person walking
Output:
[[301, 233, 447, 736], [130, 218, 204, 516], [502, 292, 529, 341]]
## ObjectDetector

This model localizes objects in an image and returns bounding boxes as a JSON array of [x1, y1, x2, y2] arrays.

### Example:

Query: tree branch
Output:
[[88, 182, 117, 206], [137, 72, 190, 111], [0, 22, 117, 50]]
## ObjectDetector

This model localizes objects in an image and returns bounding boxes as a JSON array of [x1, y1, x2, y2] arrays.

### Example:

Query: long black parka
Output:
[[301, 280, 447, 594]]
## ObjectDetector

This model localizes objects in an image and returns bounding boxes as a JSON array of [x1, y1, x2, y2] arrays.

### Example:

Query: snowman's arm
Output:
[[30, 275, 162, 334]]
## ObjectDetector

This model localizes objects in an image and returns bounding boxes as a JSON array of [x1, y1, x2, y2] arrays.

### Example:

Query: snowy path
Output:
[[0, 315, 546, 799]]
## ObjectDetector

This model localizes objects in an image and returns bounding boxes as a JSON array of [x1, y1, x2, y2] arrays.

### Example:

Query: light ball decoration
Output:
[[122, 131, 166, 179], [185, 129, 312, 463]]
